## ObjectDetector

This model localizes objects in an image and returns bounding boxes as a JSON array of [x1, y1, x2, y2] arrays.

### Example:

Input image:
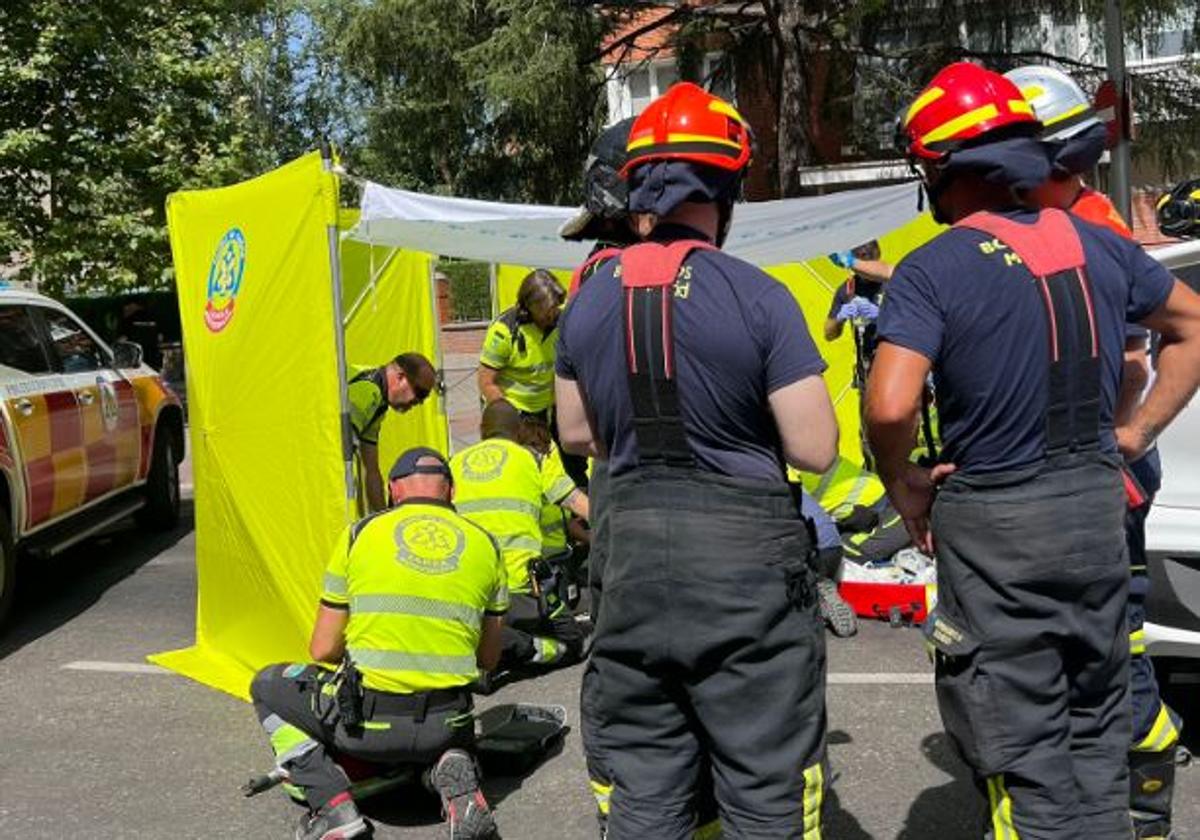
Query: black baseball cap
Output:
[[388, 447, 453, 483]]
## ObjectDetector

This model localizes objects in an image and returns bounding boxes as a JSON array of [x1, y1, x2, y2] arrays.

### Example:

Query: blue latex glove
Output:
[[837, 297, 879, 323], [830, 250, 856, 269]]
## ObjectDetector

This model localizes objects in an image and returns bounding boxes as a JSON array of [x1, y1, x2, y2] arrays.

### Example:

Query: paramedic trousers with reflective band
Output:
[[499, 591, 585, 668], [250, 664, 473, 809], [928, 455, 1131, 839], [587, 466, 828, 840], [1124, 454, 1182, 833]]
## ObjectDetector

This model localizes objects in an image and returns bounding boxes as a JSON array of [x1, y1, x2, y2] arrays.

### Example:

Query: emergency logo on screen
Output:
[[395, 517, 465, 575], [204, 227, 247, 333], [460, 443, 508, 482]]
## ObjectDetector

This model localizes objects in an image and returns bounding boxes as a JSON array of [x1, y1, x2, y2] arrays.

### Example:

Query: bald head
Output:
[[480, 399, 522, 441]]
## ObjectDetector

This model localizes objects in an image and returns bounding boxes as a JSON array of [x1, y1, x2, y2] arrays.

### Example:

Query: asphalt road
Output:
[[0, 500, 1197, 839]]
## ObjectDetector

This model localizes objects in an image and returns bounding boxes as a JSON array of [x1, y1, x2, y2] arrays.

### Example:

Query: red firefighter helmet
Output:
[[902, 62, 1040, 161], [621, 82, 752, 177]]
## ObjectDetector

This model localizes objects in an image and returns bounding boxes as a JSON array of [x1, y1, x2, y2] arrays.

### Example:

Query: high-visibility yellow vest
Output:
[[539, 443, 577, 555], [347, 363, 387, 445], [451, 437, 572, 592], [479, 309, 557, 414], [795, 455, 885, 521], [321, 500, 508, 693]]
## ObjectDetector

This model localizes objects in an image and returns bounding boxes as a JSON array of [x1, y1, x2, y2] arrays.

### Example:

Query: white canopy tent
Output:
[[349, 180, 927, 267]]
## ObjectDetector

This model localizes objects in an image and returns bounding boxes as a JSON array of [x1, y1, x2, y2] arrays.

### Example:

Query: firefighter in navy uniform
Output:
[[347, 353, 438, 513], [249, 448, 506, 840], [555, 83, 839, 838], [561, 116, 727, 839], [1009, 63, 1188, 839], [869, 62, 1200, 838]]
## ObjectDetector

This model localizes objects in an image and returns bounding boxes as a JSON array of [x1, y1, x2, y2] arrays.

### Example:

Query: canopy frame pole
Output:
[[428, 258, 451, 454], [489, 263, 499, 320], [322, 146, 357, 522]]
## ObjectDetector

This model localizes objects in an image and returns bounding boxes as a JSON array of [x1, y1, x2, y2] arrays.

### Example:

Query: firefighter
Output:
[[555, 82, 839, 837], [249, 448, 505, 840], [347, 352, 438, 513], [1009, 63, 1187, 838], [451, 400, 589, 673], [870, 61, 1200, 838]]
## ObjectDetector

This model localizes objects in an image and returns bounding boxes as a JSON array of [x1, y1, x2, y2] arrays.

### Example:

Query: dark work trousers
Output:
[[581, 461, 612, 825], [250, 664, 473, 810], [499, 592, 585, 669], [589, 466, 828, 839], [1124, 451, 1181, 833], [928, 455, 1131, 839]]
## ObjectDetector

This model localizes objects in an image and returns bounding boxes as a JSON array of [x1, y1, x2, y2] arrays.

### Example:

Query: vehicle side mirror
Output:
[[112, 340, 143, 369]]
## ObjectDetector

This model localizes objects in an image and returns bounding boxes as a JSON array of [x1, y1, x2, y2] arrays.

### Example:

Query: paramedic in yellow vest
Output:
[[451, 400, 589, 671], [250, 448, 506, 840], [798, 455, 910, 565], [478, 270, 564, 420], [347, 353, 438, 513]]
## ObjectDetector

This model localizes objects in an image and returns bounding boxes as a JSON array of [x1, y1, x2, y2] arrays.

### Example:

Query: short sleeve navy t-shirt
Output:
[[876, 209, 1173, 475], [556, 226, 827, 481]]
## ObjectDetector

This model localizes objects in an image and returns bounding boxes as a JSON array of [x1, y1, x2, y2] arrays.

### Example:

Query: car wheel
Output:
[[0, 509, 15, 629], [137, 427, 180, 531]]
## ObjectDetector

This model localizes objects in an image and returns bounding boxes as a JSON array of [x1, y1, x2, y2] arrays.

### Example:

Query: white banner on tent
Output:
[[350, 179, 925, 269]]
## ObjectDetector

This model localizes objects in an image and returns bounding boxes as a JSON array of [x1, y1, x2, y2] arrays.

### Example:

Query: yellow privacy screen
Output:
[[152, 152, 347, 699]]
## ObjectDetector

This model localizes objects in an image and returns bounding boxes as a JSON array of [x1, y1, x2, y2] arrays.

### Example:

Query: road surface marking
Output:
[[62, 661, 170, 675], [828, 672, 933, 685]]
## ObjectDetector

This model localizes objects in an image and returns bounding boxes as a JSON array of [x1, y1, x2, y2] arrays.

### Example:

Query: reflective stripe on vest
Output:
[[350, 594, 483, 627], [455, 497, 541, 519], [348, 648, 478, 677], [955, 209, 1101, 458]]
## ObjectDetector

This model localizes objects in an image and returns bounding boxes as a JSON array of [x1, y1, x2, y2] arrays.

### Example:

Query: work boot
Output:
[[295, 792, 369, 840], [429, 749, 497, 839], [817, 577, 858, 638], [1130, 744, 1179, 840]]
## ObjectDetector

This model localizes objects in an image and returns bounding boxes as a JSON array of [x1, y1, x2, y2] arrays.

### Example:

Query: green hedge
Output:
[[440, 260, 491, 322]]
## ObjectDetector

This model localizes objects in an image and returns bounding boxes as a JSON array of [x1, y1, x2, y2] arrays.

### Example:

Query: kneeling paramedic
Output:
[[451, 400, 589, 672], [555, 82, 839, 838], [250, 448, 506, 840], [1009, 62, 1187, 838], [869, 62, 1200, 838]]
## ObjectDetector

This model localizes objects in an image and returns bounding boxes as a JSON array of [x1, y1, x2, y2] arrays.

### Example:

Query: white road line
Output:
[[827, 672, 933, 685], [62, 661, 170, 675], [59, 661, 934, 685]]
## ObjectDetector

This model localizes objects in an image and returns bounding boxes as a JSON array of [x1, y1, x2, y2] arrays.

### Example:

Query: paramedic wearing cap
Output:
[[478, 269, 565, 420], [348, 353, 439, 513], [249, 448, 507, 840], [555, 82, 838, 838], [1010, 63, 1187, 838], [869, 61, 1200, 838]]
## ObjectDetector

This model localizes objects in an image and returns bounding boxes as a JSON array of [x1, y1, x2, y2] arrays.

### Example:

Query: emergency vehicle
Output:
[[1145, 243, 1200, 666], [0, 286, 185, 626]]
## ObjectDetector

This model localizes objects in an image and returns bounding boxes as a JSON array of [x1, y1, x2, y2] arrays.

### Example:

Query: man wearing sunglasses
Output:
[[348, 352, 439, 513]]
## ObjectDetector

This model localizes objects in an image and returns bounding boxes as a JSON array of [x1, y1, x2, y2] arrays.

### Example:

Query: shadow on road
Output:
[[895, 731, 978, 839], [0, 499, 195, 662]]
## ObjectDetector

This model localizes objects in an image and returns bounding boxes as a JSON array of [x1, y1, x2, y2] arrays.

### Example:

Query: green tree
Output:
[[0, 0, 268, 296], [341, 0, 608, 204]]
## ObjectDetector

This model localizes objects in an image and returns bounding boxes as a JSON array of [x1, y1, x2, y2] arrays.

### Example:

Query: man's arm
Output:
[[1115, 338, 1151, 429], [309, 605, 349, 663], [477, 365, 505, 405], [1121, 280, 1200, 459], [768, 375, 838, 474], [361, 442, 385, 513], [865, 343, 943, 553], [853, 260, 894, 283], [476, 616, 504, 672], [560, 488, 589, 521], [555, 375, 601, 457]]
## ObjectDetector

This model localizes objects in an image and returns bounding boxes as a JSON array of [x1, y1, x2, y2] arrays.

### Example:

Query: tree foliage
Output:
[[340, 0, 607, 204], [0, 0, 269, 295]]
